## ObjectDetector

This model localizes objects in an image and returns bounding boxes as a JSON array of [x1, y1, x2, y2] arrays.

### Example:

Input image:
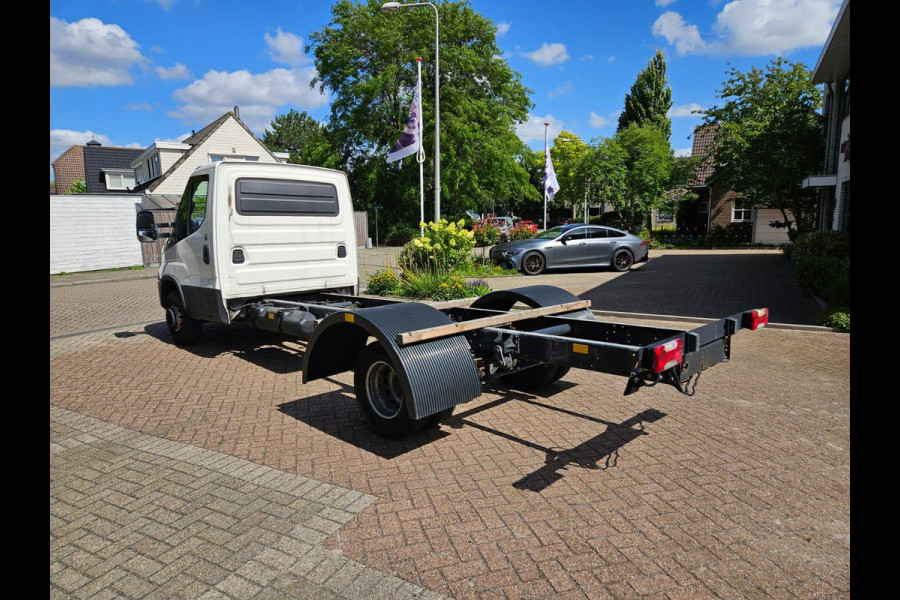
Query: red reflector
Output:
[[749, 308, 769, 330], [652, 338, 683, 373], [640, 241, 648, 246]]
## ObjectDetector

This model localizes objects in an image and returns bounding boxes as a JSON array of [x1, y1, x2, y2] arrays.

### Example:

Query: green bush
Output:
[[384, 224, 420, 246], [793, 231, 850, 306], [706, 223, 752, 246], [780, 242, 795, 261], [365, 269, 402, 296], [507, 224, 535, 241], [651, 228, 704, 248], [820, 307, 850, 332], [472, 222, 501, 247]]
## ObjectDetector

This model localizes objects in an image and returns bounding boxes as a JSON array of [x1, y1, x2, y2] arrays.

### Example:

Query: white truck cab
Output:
[[137, 161, 358, 344]]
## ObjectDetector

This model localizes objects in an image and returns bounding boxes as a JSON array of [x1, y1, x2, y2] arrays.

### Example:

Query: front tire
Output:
[[353, 343, 427, 438], [522, 251, 546, 276], [612, 249, 634, 272], [164, 290, 202, 346]]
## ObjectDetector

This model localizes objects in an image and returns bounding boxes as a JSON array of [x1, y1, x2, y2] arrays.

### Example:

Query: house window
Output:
[[210, 154, 260, 162], [104, 170, 136, 190], [150, 155, 161, 178], [732, 198, 752, 222], [657, 207, 674, 222]]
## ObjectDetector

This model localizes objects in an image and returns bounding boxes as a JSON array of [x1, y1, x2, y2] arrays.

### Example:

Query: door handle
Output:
[[203, 245, 209, 264], [579, 242, 587, 246]]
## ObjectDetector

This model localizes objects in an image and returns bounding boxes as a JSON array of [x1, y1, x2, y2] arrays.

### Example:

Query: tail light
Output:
[[640, 241, 648, 246], [749, 308, 769, 330], [652, 338, 683, 373]]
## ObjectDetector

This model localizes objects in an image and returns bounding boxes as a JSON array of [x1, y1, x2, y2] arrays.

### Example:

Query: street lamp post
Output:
[[382, 1, 441, 222]]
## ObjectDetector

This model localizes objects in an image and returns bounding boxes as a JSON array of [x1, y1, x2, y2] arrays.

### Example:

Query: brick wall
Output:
[[52, 146, 85, 194], [709, 183, 744, 228]]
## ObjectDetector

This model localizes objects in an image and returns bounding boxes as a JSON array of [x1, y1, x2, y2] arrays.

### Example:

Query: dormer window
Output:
[[103, 169, 136, 191]]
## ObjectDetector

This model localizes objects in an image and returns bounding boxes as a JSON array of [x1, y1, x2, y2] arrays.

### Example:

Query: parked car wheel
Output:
[[612, 249, 634, 272], [164, 290, 202, 346], [353, 343, 428, 438], [522, 251, 546, 275]]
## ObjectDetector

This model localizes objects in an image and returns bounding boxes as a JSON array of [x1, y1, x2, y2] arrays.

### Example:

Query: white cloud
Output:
[[581, 54, 595, 61], [547, 81, 572, 99], [124, 102, 154, 111], [154, 132, 192, 143], [674, 147, 693, 157], [496, 21, 511, 36], [668, 103, 704, 118], [522, 43, 570, 66], [712, 0, 841, 55], [50, 17, 146, 87], [146, 0, 176, 9], [655, 0, 678, 6], [589, 111, 613, 128], [653, 1, 842, 56], [156, 63, 192, 81], [169, 67, 329, 131], [652, 11, 707, 56], [607, 56, 616, 62], [516, 114, 564, 144], [50, 129, 112, 166], [123, 142, 145, 149], [264, 28, 309, 67]]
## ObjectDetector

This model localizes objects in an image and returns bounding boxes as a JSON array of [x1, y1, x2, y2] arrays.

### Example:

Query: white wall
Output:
[[50, 195, 144, 274], [153, 117, 278, 195]]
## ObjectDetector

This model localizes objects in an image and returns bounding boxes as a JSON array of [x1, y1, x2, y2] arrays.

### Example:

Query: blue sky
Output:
[[49, 0, 843, 179]]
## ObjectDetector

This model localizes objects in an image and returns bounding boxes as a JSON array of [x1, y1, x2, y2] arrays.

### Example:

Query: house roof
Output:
[[144, 111, 279, 193], [812, 0, 850, 84], [83, 145, 145, 193], [687, 125, 718, 186]]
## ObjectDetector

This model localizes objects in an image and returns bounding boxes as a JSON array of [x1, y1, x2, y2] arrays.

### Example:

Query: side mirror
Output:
[[136, 210, 159, 243], [560, 236, 569, 244]]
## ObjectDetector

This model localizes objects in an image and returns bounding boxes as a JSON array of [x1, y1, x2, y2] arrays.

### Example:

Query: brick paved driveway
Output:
[[51, 277, 849, 599]]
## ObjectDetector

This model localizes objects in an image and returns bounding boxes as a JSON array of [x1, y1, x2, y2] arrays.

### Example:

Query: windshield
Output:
[[534, 226, 566, 240]]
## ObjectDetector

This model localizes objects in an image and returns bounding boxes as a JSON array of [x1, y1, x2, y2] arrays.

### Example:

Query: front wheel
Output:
[[354, 344, 427, 438], [522, 251, 546, 276], [612, 249, 634, 272], [164, 290, 202, 346]]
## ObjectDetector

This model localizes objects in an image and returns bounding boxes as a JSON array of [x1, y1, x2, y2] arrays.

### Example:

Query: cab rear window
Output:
[[236, 178, 339, 216]]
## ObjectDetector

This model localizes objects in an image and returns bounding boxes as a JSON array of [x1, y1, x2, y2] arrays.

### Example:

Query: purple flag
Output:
[[544, 135, 560, 197], [387, 69, 422, 163]]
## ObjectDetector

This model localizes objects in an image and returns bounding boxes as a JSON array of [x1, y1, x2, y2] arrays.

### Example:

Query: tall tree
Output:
[[263, 109, 341, 168], [307, 0, 536, 228], [549, 131, 590, 220], [702, 58, 823, 239], [617, 49, 673, 140]]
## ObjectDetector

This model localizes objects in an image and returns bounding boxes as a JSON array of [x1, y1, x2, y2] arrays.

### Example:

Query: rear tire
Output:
[[164, 290, 202, 346], [549, 366, 571, 384], [424, 407, 454, 428], [502, 363, 559, 391], [612, 249, 634, 272], [353, 343, 427, 439]]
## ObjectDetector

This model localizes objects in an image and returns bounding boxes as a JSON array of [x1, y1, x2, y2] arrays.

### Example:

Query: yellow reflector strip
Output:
[[573, 343, 588, 354], [267, 313, 275, 320], [345, 313, 355, 323]]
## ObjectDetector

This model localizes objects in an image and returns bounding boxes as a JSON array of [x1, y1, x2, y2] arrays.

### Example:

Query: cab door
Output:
[[163, 175, 216, 318]]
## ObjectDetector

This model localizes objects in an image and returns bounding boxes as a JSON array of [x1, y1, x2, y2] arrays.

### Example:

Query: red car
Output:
[[515, 220, 538, 233]]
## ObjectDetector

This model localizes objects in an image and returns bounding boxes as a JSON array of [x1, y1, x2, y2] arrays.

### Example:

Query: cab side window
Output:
[[167, 176, 209, 248]]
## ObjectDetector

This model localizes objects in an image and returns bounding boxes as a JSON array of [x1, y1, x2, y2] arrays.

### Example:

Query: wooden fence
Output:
[[140, 210, 176, 267]]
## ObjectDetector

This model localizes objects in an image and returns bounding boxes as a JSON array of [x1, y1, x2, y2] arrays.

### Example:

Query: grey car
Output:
[[489, 224, 649, 275]]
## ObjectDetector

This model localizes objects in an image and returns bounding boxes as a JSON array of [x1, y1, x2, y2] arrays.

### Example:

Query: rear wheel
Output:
[[354, 344, 427, 438], [164, 290, 202, 346], [502, 363, 560, 391], [522, 251, 546, 276], [549, 366, 571, 384], [612, 249, 634, 272]]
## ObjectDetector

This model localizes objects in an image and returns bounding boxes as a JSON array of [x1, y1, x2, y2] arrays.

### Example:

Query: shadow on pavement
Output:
[[580, 252, 821, 324]]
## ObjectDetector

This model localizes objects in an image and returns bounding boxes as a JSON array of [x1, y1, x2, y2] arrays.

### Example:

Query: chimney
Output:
[[233, 105, 240, 120]]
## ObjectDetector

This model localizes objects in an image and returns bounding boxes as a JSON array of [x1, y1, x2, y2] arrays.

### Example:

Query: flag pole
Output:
[[543, 122, 549, 231], [416, 57, 425, 237]]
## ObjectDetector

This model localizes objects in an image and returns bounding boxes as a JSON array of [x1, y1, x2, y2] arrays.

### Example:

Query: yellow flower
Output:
[[449, 239, 456, 247]]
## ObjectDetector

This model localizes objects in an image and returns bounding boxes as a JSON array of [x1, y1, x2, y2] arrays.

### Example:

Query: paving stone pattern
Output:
[[50, 259, 849, 599]]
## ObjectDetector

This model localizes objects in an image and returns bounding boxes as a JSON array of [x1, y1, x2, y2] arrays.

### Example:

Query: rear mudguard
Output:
[[302, 302, 482, 420]]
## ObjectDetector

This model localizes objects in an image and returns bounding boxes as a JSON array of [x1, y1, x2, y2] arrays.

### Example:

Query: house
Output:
[[132, 109, 289, 209], [802, 0, 850, 232], [51, 139, 145, 194]]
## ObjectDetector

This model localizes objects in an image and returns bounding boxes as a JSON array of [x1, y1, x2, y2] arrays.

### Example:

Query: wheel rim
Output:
[[524, 253, 544, 274], [166, 305, 182, 332], [615, 251, 632, 270], [365, 360, 403, 420]]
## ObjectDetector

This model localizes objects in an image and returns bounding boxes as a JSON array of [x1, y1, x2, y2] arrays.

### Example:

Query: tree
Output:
[[65, 179, 86, 195], [263, 109, 341, 168], [582, 124, 672, 232], [617, 49, 673, 140], [549, 131, 590, 221], [306, 0, 536, 229], [702, 58, 823, 240]]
